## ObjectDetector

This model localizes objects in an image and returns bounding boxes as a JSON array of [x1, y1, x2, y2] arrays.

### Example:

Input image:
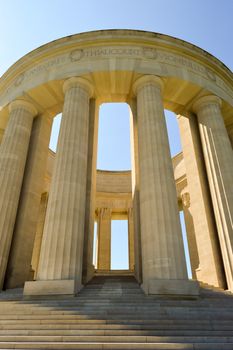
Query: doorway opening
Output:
[[111, 220, 129, 270]]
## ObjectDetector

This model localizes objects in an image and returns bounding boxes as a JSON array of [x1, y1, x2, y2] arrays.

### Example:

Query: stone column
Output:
[[82, 99, 99, 283], [24, 77, 93, 296], [31, 192, 49, 279], [0, 128, 4, 144], [228, 125, 233, 149], [5, 114, 52, 289], [93, 220, 98, 268], [128, 208, 135, 271], [97, 208, 111, 270], [193, 95, 233, 292], [129, 99, 142, 282], [0, 100, 37, 290], [133, 75, 198, 295], [181, 191, 199, 280], [178, 113, 225, 288]]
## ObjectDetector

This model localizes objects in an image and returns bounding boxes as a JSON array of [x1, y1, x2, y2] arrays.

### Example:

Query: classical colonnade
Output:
[[0, 30, 232, 296]]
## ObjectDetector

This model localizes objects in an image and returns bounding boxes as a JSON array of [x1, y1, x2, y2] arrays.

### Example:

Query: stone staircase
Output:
[[0, 275, 233, 349]]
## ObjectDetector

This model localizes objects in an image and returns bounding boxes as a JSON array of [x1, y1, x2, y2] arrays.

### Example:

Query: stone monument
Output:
[[0, 30, 232, 297]]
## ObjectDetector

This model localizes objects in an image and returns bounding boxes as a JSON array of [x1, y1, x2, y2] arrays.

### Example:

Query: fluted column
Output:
[[133, 75, 198, 295], [5, 114, 52, 289], [228, 125, 233, 149], [24, 77, 93, 296], [82, 99, 99, 283], [178, 112, 225, 288], [97, 208, 111, 271], [0, 128, 4, 144], [181, 191, 199, 279], [129, 98, 142, 282], [193, 95, 233, 291], [128, 208, 135, 271], [0, 100, 37, 289], [31, 192, 49, 279]]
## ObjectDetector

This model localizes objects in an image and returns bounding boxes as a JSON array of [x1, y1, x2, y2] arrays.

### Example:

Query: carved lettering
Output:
[[3, 45, 231, 100]]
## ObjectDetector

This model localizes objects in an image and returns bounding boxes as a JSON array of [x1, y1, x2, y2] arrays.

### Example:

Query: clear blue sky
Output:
[[0, 1, 232, 274]]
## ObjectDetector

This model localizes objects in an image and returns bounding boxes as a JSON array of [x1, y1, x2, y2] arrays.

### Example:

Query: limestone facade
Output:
[[0, 30, 232, 296]]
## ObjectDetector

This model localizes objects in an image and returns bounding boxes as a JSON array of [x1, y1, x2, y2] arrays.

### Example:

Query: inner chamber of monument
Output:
[[28, 102, 193, 281]]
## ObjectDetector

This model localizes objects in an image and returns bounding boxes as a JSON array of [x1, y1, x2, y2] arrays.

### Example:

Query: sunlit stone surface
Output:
[[0, 30, 232, 298]]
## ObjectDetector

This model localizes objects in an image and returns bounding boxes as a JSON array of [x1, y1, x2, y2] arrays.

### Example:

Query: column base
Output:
[[82, 264, 95, 284], [23, 279, 78, 296], [141, 278, 199, 296]]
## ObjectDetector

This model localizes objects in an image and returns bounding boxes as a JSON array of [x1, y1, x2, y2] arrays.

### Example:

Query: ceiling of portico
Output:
[[0, 71, 232, 131]]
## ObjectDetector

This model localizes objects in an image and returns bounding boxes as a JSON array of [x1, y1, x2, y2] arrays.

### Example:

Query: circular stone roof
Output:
[[0, 29, 232, 129]]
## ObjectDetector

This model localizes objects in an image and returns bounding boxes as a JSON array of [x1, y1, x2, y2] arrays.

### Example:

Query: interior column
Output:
[[82, 99, 99, 283], [128, 208, 135, 271], [180, 191, 199, 280], [97, 208, 111, 271], [129, 99, 142, 282]]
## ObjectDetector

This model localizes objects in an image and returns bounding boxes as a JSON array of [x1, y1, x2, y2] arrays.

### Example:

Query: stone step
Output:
[[0, 322, 228, 330], [77, 292, 145, 296], [0, 325, 233, 333], [1, 303, 233, 311], [0, 314, 233, 321], [81, 289, 143, 292], [0, 318, 232, 326], [11, 302, 232, 309], [49, 295, 233, 300], [12, 298, 233, 304], [1, 329, 233, 336], [1, 342, 233, 349], [1, 306, 233, 313], [0, 318, 226, 324], [0, 314, 232, 322], [0, 276, 232, 350], [0, 342, 229, 350], [0, 335, 233, 343], [0, 306, 232, 314], [84, 288, 144, 291], [84, 283, 140, 286], [2, 296, 233, 304]]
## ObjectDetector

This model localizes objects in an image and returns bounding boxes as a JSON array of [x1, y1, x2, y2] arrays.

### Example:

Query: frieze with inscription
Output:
[[2, 45, 232, 101]]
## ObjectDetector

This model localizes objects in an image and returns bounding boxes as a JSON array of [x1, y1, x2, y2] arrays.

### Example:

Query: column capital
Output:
[[181, 192, 191, 208], [132, 75, 164, 95], [9, 100, 37, 117], [63, 77, 94, 97], [128, 207, 133, 218], [192, 95, 222, 114], [98, 207, 112, 220]]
